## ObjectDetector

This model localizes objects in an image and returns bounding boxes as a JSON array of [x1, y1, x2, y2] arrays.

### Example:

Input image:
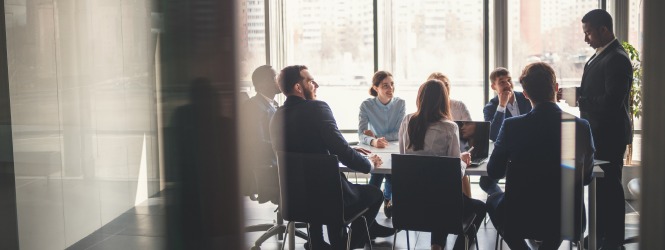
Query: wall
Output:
[[5, 0, 160, 249]]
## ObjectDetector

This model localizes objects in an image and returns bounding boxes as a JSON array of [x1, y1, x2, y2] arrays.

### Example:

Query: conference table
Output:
[[338, 142, 606, 250]]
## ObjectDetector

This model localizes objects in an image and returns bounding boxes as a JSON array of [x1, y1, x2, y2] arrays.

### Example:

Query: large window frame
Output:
[[253, 0, 639, 131]]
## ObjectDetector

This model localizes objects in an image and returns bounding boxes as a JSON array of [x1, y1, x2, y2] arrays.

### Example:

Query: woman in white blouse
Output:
[[427, 72, 474, 197], [398, 79, 486, 250]]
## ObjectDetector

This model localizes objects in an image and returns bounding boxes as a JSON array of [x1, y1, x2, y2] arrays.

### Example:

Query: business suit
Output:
[[483, 91, 533, 141], [486, 102, 595, 249], [241, 94, 279, 202], [578, 39, 633, 245], [480, 91, 532, 195], [270, 95, 384, 248]]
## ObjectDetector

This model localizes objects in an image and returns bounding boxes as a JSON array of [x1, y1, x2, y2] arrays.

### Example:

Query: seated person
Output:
[[398, 79, 486, 250], [481, 67, 532, 195], [427, 72, 474, 197], [270, 65, 395, 249], [359, 70, 405, 219], [486, 62, 595, 250], [241, 65, 281, 201]]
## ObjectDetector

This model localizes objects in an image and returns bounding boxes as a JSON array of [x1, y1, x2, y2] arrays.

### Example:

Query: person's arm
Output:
[[358, 102, 374, 145], [398, 115, 408, 154], [383, 99, 406, 141], [578, 53, 632, 113], [446, 123, 466, 177], [484, 100, 505, 141], [319, 102, 372, 173], [487, 119, 511, 180]]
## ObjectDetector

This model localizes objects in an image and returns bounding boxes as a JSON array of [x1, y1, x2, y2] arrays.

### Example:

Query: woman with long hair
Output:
[[398, 79, 486, 250], [359, 70, 405, 219], [427, 72, 475, 197]]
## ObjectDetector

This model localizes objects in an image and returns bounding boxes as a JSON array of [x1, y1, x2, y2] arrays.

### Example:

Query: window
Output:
[[384, 0, 485, 121], [508, 0, 598, 117], [238, 0, 267, 93], [284, 0, 374, 130]]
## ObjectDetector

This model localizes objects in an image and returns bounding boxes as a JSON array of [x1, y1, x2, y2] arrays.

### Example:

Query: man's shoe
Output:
[[383, 199, 393, 219], [303, 240, 331, 250], [368, 223, 396, 238]]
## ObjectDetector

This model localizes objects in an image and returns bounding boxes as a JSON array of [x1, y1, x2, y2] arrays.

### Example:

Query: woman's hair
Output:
[[407, 79, 451, 151], [427, 72, 450, 93], [370, 71, 393, 96]]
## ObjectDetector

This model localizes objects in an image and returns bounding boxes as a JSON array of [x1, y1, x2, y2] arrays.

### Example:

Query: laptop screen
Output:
[[454, 121, 490, 161]]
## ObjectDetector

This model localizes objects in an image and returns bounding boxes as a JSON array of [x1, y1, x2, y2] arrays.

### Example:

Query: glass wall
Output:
[[386, 0, 485, 121], [283, 0, 374, 131], [238, 0, 268, 95], [508, 0, 598, 116], [5, 0, 160, 248]]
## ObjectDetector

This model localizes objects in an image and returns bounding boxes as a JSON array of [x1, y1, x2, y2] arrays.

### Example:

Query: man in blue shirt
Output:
[[481, 67, 532, 195]]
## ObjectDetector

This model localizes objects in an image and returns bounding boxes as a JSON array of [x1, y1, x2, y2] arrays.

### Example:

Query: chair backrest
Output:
[[276, 151, 345, 225], [391, 154, 464, 234], [503, 160, 570, 241]]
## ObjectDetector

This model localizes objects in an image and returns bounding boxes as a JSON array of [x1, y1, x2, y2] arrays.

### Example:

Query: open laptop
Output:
[[454, 121, 490, 166]]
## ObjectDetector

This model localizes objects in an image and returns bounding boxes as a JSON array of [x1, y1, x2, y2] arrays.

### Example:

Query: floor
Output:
[[67, 179, 639, 250]]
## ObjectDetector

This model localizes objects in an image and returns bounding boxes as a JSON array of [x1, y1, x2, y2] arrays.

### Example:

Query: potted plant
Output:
[[622, 41, 642, 165]]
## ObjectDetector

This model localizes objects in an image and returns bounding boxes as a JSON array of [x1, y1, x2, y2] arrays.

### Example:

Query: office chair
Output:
[[245, 166, 308, 250], [276, 152, 373, 250], [391, 154, 479, 250], [494, 162, 585, 250]]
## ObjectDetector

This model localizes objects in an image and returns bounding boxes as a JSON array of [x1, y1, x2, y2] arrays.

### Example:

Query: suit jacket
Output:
[[483, 91, 532, 141], [241, 94, 279, 202], [578, 39, 633, 154], [270, 95, 372, 205], [487, 102, 595, 239], [244, 94, 278, 167]]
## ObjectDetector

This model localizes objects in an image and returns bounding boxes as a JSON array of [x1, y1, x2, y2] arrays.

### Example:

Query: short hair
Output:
[[278, 65, 308, 94], [582, 9, 613, 33], [370, 71, 393, 96], [519, 62, 557, 103], [490, 67, 510, 83], [427, 72, 450, 92], [251, 65, 275, 88]]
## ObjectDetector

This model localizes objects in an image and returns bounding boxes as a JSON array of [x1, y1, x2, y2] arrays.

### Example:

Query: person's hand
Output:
[[498, 89, 513, 107], [372, 137, 389, 148], [369, 154, 383, 168], [461, 152, 471, 166], [354, 147, 372, 155], [363, 130, 376, 137]]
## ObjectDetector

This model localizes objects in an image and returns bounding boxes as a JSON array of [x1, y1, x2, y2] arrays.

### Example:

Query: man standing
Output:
[[481, 67, 532, 195], [561, 9, 632, 249], [487, 62, 595, 250], [270, 65, 395, 249]]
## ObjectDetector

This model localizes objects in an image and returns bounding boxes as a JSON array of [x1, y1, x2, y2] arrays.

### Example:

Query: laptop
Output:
[[454, 121, 490, 166]]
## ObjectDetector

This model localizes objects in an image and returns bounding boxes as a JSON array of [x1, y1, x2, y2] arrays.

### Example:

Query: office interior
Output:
[[0, 0, 663, 249]]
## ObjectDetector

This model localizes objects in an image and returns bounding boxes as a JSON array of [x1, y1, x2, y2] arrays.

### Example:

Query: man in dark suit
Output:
[[270, 65, 395, 249], [487, 62, 595, 250], [559, 9, 632, 250], [481, 67, 533, 195], [241, 65, 281, 201]]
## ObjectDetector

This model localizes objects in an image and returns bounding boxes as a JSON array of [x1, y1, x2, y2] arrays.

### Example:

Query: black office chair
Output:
[[391, 154, 479, 250], [276, 152, 372, 250], [244, 167, 309, 250], [494, 162, 586, 250]]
